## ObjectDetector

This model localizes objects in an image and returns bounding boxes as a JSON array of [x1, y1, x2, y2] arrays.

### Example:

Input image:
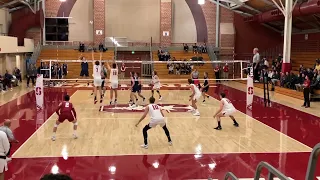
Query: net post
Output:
[[240, 61, 243, 79], [49, 59, 52, 80]]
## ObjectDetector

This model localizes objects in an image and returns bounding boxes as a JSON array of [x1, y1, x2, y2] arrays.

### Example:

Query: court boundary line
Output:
[[11, 150, 312, 159], [206, 93, 313, 150], [11, 90, 79, 157]]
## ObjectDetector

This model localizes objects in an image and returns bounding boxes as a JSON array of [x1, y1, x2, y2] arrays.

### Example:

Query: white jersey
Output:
[[110, 68, 118, 82], [148, 104, 164, 121], [221, 98, 236, 111], [93, 65, 101, 78], [152, 75, 160, 85], [191, 84, 201, 96]]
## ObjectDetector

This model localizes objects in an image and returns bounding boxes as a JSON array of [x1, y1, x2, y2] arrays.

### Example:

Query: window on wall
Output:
[[45, 18, 69, 41]]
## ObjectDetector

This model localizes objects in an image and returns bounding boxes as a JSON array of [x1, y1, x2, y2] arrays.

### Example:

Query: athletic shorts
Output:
[[193, 93, 201, 100], [152, 83, 161, 90], [94, 78, 102, 87], [149, 119, 166, 128], [101, 79, 105, 88], [202, 87, 209, 92], [0, 158, 7, 173], [132, 85, 140, 93], [58, 113, 75, 123], [110, 81, 118, 89], [222, 109, 236, 116], [80, 70, 89, 77]]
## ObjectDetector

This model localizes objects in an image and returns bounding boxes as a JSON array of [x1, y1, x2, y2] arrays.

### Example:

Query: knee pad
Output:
[[54, 124, 59, 127], [73, 122, 78, 126]]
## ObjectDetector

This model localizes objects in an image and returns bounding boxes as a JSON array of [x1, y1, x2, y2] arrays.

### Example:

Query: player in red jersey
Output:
[[52, 95, 78, 141]]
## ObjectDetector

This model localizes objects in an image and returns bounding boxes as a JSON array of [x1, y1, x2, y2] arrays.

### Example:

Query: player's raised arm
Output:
[[91, 50, 95, 65], [135, 106, 149, 127], [213, 101, 224, 118]]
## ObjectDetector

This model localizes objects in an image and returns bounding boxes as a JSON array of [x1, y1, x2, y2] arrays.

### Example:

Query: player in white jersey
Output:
[[151, 71, 162, 100], [135, 96, 172, 149], [92, 51, 103, 104], [188, 79, 201, 116], [213, 92, 239, 130], [106, 59, 119, 105]]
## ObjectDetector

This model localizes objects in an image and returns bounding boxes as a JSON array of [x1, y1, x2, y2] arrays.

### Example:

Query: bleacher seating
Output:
[[291, 52, 318, 71], [152, 51, 215, 79], [37, 49, 114, 79]]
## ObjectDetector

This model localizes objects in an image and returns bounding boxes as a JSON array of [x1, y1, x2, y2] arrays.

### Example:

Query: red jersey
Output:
[[56, 101, 77, 118], [214, 67, 220, 72], [303, 79, 310, 88], [223, 65, 229, 72]]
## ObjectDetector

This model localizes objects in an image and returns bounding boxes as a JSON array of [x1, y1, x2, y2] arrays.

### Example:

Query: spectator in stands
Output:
[[222, 63, 229, 79], [280, 72, 287, 87], [302, 75, 311, 108], [315, 59, 320, 71], [193, 43, 198, 54], [270, 70, 280, 91], [120, 63, 126, 79], [183, 44, 189, 52], [214, 65, 221, 83], [288, 72, 298, 90], [99, 42, 107, 52], [310, 70, 320, 94], [41, 173, 72, 180], [263, 58, 269, 69], [79, 42, 85, 52], [13, 68, 21, 83], [175, 63, 180, 75], [252, 48, 260, 82], [168, 64, 174, 74], [305, 68, 313, 80], [295, 73, 305, 92], [202, 43, 207, 53], [4, 70, 13, 91], [0, 75, 4, 92], [299, 64, 305, 73]]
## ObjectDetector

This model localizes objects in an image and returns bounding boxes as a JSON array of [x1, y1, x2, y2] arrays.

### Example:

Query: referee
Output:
[[0, 120, 19, 161], [253, 48, 260, 82], [0, 130, 9, 180]]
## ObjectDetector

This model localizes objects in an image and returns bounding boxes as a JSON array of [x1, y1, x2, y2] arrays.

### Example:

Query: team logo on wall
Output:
[[100, 104, 193, 113]]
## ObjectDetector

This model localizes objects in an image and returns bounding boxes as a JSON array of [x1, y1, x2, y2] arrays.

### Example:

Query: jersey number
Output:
[[65, 102, 69, 107], [226, 99, 231, 103], [113, 71, 117, 75], [152, 105, 159, 110]]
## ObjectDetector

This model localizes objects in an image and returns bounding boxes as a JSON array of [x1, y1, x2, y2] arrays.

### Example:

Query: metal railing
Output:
[[254, 161, 291, 180], [224, 172, 239, 180], [305, 143, 320, 180]]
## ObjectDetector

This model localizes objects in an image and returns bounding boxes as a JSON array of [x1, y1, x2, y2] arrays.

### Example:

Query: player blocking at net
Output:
[[135, 96, 172, 149], [52, 95, 78, 141], [213, 92, 239, 130], [105, 53, 119, 105], [92, 51, 104, 104], [151, 71, 162, 100]]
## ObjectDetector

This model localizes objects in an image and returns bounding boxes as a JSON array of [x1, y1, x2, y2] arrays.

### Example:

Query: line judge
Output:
[[0, 120, 19, 161], [0, 130, 10, 180]]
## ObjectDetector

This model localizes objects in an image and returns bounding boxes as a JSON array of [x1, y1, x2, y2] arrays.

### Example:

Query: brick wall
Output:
[[220, 7, 235, 59], [93, 0, 105, 46], [26, 28, 41, 45], [45, 0, 62, 17], [201, 1, 216, 44], [160, 0, 172, 46]]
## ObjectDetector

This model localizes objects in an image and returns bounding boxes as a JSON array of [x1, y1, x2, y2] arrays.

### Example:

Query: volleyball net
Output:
[[39, 59, 251, 85]]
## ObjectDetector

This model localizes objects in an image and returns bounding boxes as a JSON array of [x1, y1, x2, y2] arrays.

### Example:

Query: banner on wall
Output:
[[35, 74, 44, 110]]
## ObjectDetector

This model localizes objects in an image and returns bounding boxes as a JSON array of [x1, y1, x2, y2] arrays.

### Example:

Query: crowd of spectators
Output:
[[0, 68, 22, 92], [183, 43, 207, 54]]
